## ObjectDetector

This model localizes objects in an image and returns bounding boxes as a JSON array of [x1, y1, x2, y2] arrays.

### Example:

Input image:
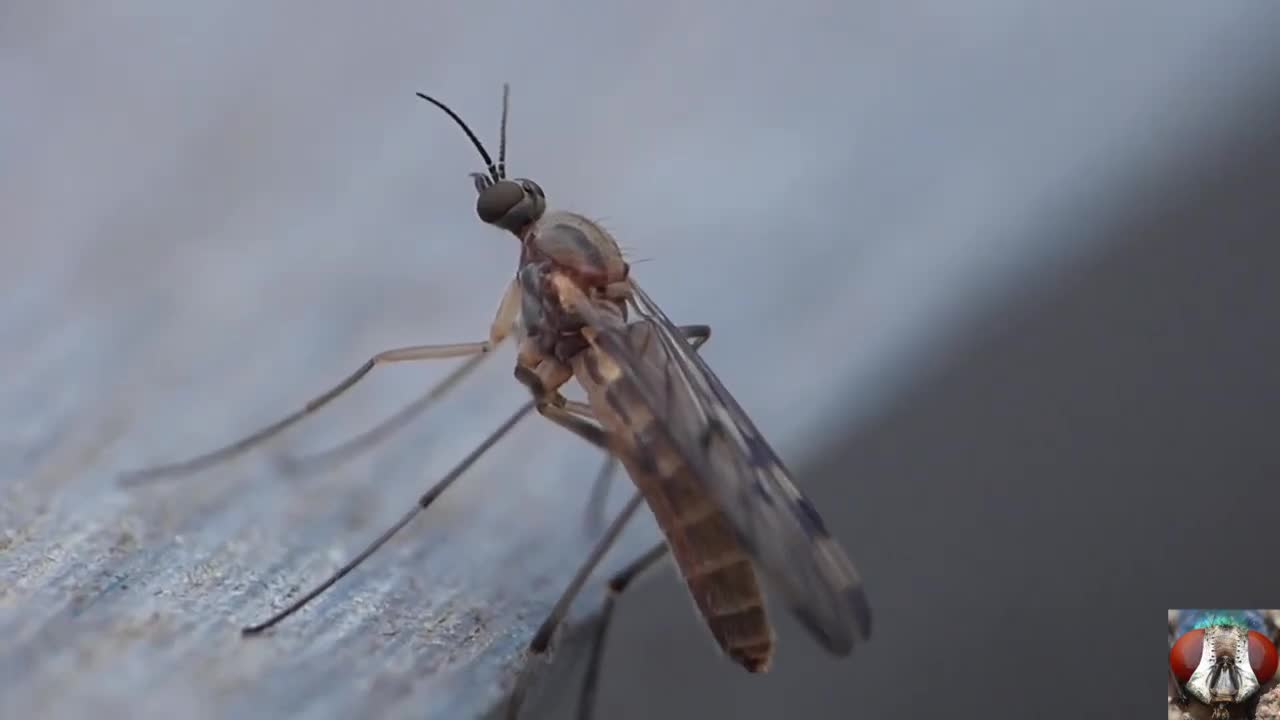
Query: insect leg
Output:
[[241, 400, 535, 634], [560, 399, 596, 418], [274, 350, 492, 475], [513, 364, 614, 450], [118, 341, 494, 485], [582, 324, 711, 531], [506, 491, 646, 720], [576, 540, 669, 720], [120, 279, 522, 486], [553, 401, 622, 537], [581, 456, 621, 535]]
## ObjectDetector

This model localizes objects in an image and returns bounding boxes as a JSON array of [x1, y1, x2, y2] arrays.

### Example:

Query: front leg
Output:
[[514, 360, 614, 452]]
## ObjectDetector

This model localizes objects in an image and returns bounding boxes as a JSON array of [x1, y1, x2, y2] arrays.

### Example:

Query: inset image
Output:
[[1170, 610, 1280, 720]]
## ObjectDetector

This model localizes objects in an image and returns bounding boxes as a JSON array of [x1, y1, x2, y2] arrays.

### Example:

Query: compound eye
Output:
[[521, 179, 544, 198], [476, 180, 523, 224], [1248, 630, 1278, 683], [1170, 629, 1205, 684]]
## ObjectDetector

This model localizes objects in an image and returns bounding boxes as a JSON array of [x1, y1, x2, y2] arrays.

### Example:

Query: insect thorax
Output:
[[517, 211, 630, 365], [524, 211, 628, 288]]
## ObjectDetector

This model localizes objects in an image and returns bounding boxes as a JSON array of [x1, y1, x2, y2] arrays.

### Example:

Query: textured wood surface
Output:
[[3, 4, 1279, 720]]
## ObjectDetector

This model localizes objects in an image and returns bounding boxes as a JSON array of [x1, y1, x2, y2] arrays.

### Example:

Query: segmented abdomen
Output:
[[572, 342, 775, 672]]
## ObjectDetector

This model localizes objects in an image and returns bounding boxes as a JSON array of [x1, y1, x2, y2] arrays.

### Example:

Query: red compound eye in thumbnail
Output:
[[1170, 629, 1205, 684], [1248, 630, 1278, 683]]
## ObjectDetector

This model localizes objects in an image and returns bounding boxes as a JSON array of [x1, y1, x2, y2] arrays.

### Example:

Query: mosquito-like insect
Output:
[[119, 84, 872, 719]]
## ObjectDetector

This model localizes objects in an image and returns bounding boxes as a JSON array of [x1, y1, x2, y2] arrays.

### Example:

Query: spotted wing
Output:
[[576, 279, 871, 654]]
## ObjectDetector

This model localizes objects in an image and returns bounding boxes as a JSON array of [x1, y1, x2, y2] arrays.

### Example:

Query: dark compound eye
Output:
[[476, 180, 523, 224], [1170, 628, 1205, 684], [1248, 630, 1278, 683]]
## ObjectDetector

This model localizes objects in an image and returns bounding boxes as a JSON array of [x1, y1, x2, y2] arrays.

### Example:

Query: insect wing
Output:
[[583, 280, 871, 653]]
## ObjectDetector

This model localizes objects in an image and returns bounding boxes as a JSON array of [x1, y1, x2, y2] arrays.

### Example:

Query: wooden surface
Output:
[[3, 4, 1278, 720]]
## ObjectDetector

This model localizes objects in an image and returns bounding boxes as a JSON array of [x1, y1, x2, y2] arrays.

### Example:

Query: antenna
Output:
[[497, 83, 510, 179], [416, 90, 502, 183]]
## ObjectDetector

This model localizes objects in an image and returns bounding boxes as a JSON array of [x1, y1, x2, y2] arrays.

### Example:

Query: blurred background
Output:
[[2, 2, 1279, 719]]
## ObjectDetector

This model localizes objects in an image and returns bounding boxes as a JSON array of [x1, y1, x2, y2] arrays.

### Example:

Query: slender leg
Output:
[[274, 351, 493, 475], [535, 402, 615, 450], [118, 341, 494, 485], [240, 400, 535, 634], [512, 365, 616, 452], [525, 387, 620, 536], [515, 323, 713, 716], [579, 324, 711, 531], [506, 491, 646, 720], [562, 324, 711, 717], [121, 278, 523, 486], [577, 541, 669, 720], [582, 456, 621, 535], [561, 399, 595, 419]]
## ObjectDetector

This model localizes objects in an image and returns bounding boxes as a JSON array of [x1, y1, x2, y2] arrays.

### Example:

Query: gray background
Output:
[[3, 2, 1279, 719]]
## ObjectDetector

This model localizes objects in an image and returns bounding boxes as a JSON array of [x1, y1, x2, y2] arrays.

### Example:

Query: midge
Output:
[[120, 84, 871, 719]]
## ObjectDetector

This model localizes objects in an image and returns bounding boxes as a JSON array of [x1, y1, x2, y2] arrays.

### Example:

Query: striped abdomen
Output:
[[572, 335, 775, 672]]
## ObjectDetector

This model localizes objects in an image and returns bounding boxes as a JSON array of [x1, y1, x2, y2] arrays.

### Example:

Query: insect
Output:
[[119, 84, 872, 719], [1169, 610, 1280, 720]]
